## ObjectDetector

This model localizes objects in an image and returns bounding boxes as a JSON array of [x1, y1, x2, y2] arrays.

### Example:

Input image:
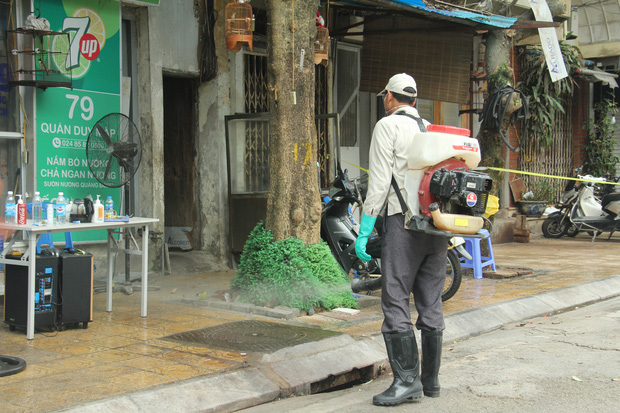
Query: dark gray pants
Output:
[[381, 214, 447, 333]]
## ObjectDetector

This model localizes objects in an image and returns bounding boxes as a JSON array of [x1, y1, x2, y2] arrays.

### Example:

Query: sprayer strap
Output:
[[395, 111, 427, 132], [391, 176, 409, 215]]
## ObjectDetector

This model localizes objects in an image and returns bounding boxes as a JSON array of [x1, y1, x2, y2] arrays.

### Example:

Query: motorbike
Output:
[[541, 180, 580, 238], [568, 174, 620, 241], [320, 167, 463, 302]]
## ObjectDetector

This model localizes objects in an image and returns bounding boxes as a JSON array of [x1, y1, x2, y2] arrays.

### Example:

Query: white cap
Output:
[[378, 73, 417, 98]]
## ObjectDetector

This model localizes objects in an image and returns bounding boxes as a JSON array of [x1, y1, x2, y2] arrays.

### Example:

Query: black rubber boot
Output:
[[421, 330, 443, 398], [373, 330, 423, 406]]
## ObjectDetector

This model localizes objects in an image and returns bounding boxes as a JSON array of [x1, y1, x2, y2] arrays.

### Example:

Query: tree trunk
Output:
[[266, 0, 321, 244]]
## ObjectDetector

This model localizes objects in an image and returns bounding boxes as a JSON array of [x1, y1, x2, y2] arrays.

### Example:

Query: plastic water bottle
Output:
[[33, 191, 43, 225], [47, 204, 55, 226], [5, 191, 16, 224], [56, 192, 67, 224], [105, 196, 114, 219]]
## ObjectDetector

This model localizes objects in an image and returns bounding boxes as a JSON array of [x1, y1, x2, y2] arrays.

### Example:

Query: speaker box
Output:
[[58, 250, 93, 329], [4, 255, 59, 331]]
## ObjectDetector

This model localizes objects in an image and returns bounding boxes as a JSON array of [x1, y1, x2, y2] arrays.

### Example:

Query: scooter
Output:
[[320, 167, 463, 302], [541, 180, 580, 238], [568, 175, 620, 241]]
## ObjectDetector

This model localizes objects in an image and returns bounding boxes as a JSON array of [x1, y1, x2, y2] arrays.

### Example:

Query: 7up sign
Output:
[[34, 0, 121, 93], [53, 8, 107, 80], [35, 0, 121, 242]]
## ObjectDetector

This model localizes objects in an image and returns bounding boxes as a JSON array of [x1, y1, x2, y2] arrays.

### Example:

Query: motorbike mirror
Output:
[[336, 160, 344, 178]]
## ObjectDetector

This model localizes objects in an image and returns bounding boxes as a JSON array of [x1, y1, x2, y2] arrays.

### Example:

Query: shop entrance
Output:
[[163, 76, 198, 250]]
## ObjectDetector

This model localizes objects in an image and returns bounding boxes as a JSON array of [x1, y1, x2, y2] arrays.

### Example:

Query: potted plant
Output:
[[518, 179, 554, 217]]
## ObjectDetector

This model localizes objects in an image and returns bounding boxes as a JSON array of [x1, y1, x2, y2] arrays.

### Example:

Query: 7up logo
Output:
[[52, 8, 106, 79], [80, 34, 101, 60]]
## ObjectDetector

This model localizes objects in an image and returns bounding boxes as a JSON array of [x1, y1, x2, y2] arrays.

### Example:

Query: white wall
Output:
[[148, 1, 200, 74]]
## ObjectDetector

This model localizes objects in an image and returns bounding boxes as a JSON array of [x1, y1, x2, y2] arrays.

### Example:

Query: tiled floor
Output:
[[1, 233, 619, 412], [1, 271, 250, 412]]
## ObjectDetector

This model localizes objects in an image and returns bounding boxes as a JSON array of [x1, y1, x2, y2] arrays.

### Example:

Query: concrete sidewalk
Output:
[[58, 275, 620, 413], [2, 234, 620, 412]]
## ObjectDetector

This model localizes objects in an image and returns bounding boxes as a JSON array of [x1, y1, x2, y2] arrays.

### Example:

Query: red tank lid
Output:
[[427, 124, 471, 137]]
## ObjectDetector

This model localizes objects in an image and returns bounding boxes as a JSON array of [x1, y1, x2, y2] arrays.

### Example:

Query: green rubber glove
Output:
[[355, 214, 377, 262]]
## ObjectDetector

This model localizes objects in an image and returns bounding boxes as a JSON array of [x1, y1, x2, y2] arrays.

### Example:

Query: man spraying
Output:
[[356, 73, 445, 406]]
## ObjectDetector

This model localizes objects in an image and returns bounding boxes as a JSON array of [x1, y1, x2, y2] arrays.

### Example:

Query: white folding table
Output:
[[0, 217, 159, 339]]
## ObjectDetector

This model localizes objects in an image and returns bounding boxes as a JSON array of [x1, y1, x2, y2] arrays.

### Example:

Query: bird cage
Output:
[[314, 27, 329, 66], [6, 28, 72, 89], [225, 1, 253, 53]]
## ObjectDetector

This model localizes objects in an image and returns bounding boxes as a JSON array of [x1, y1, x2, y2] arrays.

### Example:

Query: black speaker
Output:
[[58, 250, 93, 329], [4, 255, 59, 331]]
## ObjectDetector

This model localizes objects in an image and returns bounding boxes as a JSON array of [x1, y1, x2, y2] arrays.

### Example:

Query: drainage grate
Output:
[[162, 320, 341, 353]]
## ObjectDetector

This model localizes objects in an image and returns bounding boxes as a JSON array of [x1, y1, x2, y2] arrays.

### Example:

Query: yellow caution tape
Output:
[[343, 160, 368, 173], [343, 161, 619, 187], [485, 167, 620, 186]]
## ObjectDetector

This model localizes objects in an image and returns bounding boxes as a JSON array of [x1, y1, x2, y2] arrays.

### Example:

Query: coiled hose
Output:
[[479, 85, 529, 152]]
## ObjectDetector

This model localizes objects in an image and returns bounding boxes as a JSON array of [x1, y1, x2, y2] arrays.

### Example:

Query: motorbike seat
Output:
[[601, 193, 620, 216]]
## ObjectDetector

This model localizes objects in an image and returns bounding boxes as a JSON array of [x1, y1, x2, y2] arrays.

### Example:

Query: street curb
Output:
[[258, 334, 386, 395], [57, 275, 620, 413], [443, 275, 620, 344], [58, 367, 280, 413]]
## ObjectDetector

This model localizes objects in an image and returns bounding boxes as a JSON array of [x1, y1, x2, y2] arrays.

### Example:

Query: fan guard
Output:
[[86, 113, 142, 188]]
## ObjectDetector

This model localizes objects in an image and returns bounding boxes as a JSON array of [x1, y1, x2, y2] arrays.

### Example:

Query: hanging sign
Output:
[[527, 0, 568, 82], [122, 0, 160, 5], [35, 0, 122, 241]]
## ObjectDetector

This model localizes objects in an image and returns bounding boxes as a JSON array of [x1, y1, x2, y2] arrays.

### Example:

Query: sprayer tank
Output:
[[408, 125, 481, 170]]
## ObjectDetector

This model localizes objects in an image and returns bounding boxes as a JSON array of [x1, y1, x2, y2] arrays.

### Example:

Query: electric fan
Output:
[[86, 113, 143, 294], [86, 113, 142, 188]]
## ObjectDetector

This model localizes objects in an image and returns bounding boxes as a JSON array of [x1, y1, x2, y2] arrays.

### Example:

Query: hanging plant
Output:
[[584, 97, 619, 178], [518, 42, 583, 146]]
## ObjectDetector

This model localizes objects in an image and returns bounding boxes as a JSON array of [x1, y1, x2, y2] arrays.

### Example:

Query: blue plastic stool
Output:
[[36, 232, 74, 253], [460, 229, 496, 279], [26, 202, 74, 253]]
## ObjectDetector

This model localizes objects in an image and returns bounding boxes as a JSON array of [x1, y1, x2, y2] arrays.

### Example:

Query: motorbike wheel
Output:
[[442, 250, 462, 302], [541, 217, 568, 238], [566, 224, 579, 237]]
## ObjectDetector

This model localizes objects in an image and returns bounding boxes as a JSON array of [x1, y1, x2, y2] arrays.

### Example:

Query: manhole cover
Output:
[[162, 320, 341, 352]]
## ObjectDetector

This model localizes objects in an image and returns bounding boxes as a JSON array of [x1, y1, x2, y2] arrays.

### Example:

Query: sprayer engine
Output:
[[404, 123, 494, 236], [429, 167, 493, 216]]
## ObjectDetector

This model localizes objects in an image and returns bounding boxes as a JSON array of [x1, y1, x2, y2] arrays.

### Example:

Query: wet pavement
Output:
[[1, 232, 620, 412]]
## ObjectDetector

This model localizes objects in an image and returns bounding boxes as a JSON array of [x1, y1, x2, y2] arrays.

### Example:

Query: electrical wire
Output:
[[479, 85, 528, 153]]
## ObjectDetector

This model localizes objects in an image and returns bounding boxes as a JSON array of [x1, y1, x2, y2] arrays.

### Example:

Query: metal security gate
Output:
[[227, 54, 333, 257], [518, 101, 574, 198]]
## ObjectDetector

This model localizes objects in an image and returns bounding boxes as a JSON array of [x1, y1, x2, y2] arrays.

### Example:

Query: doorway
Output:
[[163, 76, 198, 250]]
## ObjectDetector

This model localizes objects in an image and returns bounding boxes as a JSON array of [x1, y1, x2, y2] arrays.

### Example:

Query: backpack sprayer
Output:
[[402, 124, 492, 238]]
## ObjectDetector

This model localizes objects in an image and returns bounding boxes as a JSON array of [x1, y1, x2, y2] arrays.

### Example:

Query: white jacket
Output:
[[363, 106, 430, 217]]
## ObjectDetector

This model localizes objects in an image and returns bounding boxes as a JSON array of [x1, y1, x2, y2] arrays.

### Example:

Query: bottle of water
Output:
[[33, 191, 43, 225], [105, 196, 114, 219], [5, 191, 16, 224], [56, 192, 67, 224]]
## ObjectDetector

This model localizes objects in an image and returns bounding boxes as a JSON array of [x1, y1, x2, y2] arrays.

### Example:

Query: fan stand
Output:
[[87, 112, 157, 296], [113, 181, 160, 295]]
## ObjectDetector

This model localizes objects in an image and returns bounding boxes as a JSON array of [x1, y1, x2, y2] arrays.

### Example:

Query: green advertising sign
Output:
[[36, 0, 121, 241]]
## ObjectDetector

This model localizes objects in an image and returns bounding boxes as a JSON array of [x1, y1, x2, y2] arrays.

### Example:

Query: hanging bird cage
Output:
[[314, 27, 329, 66], [225, 1, 253, 53]]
